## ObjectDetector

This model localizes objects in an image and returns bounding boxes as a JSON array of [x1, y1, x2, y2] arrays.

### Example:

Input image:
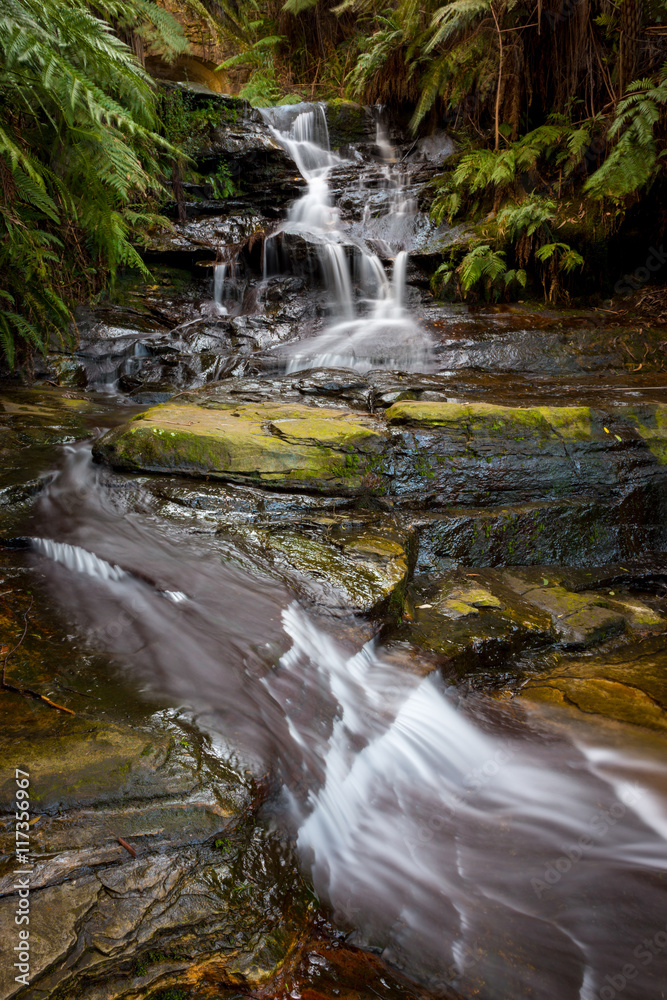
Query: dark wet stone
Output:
[[394, 563, 667, 677], [93, 384, 667, 535], [0, 827, 313, 1000], [143, 214, 267, 259], [324, 100, 375, 148], [223, 512, 414, 614], [392, 569, 552, 676], [501, 570, 627, 646], [411, 495, 667, 573]]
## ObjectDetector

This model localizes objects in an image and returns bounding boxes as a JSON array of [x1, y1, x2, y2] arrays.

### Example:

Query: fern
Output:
[[535, 242, 585, 274], [585, 70, 667, 201], [0, 0, 184, 368], [496, 197, 557, 240]]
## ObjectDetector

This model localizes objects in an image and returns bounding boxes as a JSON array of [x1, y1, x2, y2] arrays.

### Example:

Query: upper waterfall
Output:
[[260, 103, 433, 373]]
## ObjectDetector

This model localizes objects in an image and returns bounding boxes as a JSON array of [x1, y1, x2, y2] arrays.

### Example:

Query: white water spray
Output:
[[261, 103, 433, 371], [213, 263, 228, 314]]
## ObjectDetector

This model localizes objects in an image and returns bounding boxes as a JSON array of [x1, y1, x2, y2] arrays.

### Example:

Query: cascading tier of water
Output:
[[259, 104, 433, 372], [24, 442, 667, 1000]]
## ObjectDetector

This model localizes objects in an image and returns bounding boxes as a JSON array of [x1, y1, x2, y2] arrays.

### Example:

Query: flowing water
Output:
[[18, 440, 667, 1000], [260, 105, 432, 372], [6, 101, 667, 1000]]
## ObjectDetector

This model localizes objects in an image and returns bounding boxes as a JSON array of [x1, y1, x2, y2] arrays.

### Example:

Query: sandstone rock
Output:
[[232, 517, 413, 613], [520, 637, 667, 730], [93, 399, 389, 495], [94, 383, 667, 517], [500, 569, 627, 646]]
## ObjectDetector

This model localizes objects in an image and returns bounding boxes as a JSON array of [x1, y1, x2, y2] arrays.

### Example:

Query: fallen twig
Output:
[[1, 597, 75, 715], [117, 837, 137, 857], [2, 596, 32, 687]]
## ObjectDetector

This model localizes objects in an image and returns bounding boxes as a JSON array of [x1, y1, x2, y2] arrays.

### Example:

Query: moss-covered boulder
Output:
[[620, 402, 667, 464], [500, 567, 628, 646], [385, 399, 667, 508], [324, 99, 373, 148], [94, 399, 390, 495], [93, 380, 667, 518], [396, 563, 666, 674]]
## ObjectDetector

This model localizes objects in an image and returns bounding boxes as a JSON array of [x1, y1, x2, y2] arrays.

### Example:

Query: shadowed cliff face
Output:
[[145, 1, 241, 94]]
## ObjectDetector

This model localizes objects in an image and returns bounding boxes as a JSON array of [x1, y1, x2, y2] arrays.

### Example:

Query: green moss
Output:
[[325, 99, 367, 146], [622, 403, 667, 464], [535, 406, 593, 440], [94, 401, 389, 494]]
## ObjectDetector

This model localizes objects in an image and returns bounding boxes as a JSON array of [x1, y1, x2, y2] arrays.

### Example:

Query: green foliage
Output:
[[585, 67, 667, 201], [433, 243, 526, 300], [159, 87, 239, 152], [0, 0, 185, 368], [347, 13, 404, 99], [427, 121, 608, 300], [496, 198, 557, 240], [208, 162, 240, 198], [535, 242, 585, 275], [282, 0, 320, 12], [219, 29, 303, 106], [98, 0, 190, 62]]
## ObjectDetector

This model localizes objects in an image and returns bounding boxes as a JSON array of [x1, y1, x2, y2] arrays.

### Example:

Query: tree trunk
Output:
[[619, 0, 643, 97]]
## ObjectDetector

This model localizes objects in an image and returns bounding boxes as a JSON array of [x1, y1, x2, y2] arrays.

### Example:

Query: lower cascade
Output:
[[16, 440, 667, 1000]]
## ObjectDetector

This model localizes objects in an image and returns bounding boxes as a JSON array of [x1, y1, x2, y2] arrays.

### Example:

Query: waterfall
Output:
[[321, 244, 355, 320], [392, 250, 407, 309], [213, 263, 227, 313], [29, 443, 667, 1000], [260, 103, 433, 372], [267, 604, 667, 999], [30, 537, 127, 583]]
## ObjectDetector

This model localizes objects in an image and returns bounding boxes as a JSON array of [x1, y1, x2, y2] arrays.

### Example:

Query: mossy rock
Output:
[[324, 100, 372, 148], [253, 525, 410, 613], [385, 400, 593, 440], [621, 402, 667, 464], [93, 391, 667, 509], [93, 400, 390, 496]]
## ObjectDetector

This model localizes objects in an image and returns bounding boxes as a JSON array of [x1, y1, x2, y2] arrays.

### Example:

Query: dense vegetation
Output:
[[0, 0, 188, 366], [220, 0, 667, 301], [1, 0, 666, 366]]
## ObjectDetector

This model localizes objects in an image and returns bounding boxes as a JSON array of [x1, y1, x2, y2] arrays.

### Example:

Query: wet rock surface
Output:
[[520, 636, 667, 730], [3, 98, 667, 1000], [93, 382, 667, 534]]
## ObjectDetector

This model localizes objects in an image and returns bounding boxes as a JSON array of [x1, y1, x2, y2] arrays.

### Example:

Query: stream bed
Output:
[[1, 99, 666, 1000]]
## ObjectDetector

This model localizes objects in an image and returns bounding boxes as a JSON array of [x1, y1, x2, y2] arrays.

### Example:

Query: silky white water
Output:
[[27, 441, 667, 1000], [261, 104, 433, 372]]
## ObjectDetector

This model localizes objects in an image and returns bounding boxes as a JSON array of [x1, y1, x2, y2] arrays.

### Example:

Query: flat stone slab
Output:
[[93, 378, 667, 512], [94, 399, 388, 495], [244, 522, 411, 613]]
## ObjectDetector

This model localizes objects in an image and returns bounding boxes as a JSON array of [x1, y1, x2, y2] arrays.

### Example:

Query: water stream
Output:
[[7, 101, 667, 1000], [22, 440, 667, 1000], [260, 104, 432, 372]]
